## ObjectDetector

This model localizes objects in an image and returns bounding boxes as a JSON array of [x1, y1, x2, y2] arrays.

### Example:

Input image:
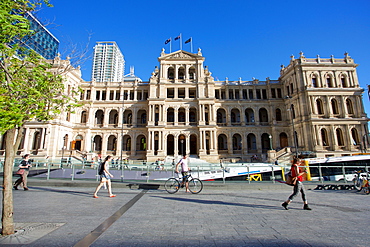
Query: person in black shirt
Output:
[[14, 154, 32, 191]]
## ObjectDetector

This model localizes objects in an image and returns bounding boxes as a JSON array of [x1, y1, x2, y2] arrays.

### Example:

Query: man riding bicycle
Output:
[[175, 155, 190, 192]]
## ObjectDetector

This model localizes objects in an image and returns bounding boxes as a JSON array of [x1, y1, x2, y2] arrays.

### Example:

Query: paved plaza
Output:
[[0, 180, 369, 246]]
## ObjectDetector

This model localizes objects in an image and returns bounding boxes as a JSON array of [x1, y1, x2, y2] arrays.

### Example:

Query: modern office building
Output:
[[91, 42, 125, 82], [19, 12, 59, 59], [0, 49, 368, 164]]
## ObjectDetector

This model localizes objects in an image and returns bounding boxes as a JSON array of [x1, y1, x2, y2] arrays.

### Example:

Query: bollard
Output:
[[71, 163, 75, 181], [120, 162, 124, 182], [47, 162, 51, 180], [318, 165, 323, 184], [247, 165, 250, 184], [341, 165, 347, 184]]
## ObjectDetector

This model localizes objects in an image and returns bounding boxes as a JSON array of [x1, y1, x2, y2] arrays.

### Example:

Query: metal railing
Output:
[[1, 159, 368, 185]]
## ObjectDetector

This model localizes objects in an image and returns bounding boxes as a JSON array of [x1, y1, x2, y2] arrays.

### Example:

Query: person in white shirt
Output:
[[175, 155, 190, 192]]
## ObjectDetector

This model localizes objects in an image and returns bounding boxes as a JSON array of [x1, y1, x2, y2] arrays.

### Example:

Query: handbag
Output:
[[285, 171, 297, 186], [16, 169, 25, 175]]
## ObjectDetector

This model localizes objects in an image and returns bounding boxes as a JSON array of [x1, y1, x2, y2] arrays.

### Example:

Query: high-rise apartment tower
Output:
[[91, 41, 125, 82]]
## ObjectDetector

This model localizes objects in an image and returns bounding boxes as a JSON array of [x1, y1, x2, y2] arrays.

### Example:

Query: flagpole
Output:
[[190, 37, 193, 53], [170, 38, 172, 53], [180, 33, 182, 50]]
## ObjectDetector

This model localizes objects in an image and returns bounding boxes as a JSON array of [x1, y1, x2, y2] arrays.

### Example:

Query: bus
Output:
[[305, 155, 370, 182]]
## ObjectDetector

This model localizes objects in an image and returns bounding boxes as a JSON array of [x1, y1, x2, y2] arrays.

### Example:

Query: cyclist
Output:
[[175, 155, 190, 192]]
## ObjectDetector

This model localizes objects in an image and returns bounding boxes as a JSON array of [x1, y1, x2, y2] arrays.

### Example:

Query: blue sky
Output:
[[38, 0, 370, 113]]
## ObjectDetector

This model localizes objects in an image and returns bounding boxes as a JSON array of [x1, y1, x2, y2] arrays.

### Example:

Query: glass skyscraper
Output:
[[91, 42, 125, 82], [22, 12, 59, 60]]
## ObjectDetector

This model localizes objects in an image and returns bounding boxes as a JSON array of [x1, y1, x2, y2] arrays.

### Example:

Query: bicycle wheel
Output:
[[188, 178, 203, 194], [353, 178, 362, 191], [165, 178, 180, 194]]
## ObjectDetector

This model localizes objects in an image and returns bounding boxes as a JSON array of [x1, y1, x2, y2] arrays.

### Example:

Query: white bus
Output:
[[306, 155, 370, 182]]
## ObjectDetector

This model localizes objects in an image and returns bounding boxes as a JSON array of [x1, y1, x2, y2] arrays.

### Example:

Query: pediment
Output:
[[160, 50, 202, 60]]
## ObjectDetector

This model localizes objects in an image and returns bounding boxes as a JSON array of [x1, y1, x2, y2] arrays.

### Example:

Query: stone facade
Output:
[[0, 50, 368, 163]]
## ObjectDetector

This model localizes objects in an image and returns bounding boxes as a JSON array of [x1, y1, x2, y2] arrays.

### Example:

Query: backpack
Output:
[[98, 162, 105, 175]]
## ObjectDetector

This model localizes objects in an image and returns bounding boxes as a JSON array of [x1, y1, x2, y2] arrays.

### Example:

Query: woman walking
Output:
[[93, 155, 116, 198], [14, 154, 32, 191], [282, 157, 312, 210]]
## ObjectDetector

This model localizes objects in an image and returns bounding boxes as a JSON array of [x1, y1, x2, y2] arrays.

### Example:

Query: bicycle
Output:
[[164, 171, 203, 194], [353, 170, 369, 194]]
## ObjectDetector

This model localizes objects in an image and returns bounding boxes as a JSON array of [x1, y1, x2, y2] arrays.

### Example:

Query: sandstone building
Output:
[[0, 49, 368, 163]]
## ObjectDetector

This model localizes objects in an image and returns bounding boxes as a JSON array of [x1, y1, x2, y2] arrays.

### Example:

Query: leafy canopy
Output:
[[0, 0, 78, 134]]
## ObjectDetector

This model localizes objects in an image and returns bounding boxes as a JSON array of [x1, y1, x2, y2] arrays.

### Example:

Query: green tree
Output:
[[0, 0, 78, 235]]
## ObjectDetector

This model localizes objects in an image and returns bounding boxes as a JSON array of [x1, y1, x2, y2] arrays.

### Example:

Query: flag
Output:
[[185, 38, 191, 44], [174, 35, 180, 41], [165, 38, 171, 44]]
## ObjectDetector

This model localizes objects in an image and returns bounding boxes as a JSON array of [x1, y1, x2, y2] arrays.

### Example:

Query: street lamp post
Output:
[[269, 135, 272, 150], [180, 139, 184, 156], [363, 134, 368, 153], [285, 96, 298, 157], [120, 92, 127, 167], [61, 136, 66, 167]]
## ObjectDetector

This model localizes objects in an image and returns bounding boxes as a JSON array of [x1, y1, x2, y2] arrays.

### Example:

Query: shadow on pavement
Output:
[[152, 195, 281, 210]]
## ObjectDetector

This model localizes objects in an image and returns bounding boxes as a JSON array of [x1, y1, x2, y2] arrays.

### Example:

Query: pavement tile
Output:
[[0, 180, 368, 246]]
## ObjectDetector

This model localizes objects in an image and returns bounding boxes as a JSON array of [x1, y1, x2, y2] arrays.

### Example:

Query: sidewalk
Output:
[[0, 179, 368, 246], [25, 177, 322, 190]]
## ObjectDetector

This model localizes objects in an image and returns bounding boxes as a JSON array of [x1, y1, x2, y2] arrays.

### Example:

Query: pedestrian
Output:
[[175, 155, 190, 192], [282, 157, 312, 210], [14, 154, 32, 191], [93, 155, 116, 198]]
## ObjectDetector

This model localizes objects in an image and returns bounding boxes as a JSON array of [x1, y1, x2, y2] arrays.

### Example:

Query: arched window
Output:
[[247, 133, 257, 151], [189, 67, 196, 80], [231, 108, 240, 124], [326, 76, 333, 88], [95, 110, 104, 126], [351, 128, 359, 145], [189, 108, 197, 124], [259, 108, 268, 123], [217, 134, 227, 150], [261, 133, 271, 152], [321, 129, 329, 146], [275, 108, 282, 121], [107, 135, 117, 151], [178, 108, 186, 123], [290, 105, 296, 119], [128, 114, 132, 124], [93, 135, 102, 151], [141, 113, 147, 124], [137, 135, 146, 151], [336, 128, 344, 146], [341, 75, 349, 88], [232, 134, 242, 150], [167, 108, 174, 123], [316, 99, 324, 115], [32, 131, 41, 150], [178, 67, 185, 79], [81, 111, 87, 123], [123, 135, 131, 151], [346, 98, 354, 115], [331, 99, 339, 115], [312, 75, 317, 88], [279, 132, 288, 148], [245, 108, 255, 124], [109, 110, 118, 125], [168, 67, 174, 79]]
